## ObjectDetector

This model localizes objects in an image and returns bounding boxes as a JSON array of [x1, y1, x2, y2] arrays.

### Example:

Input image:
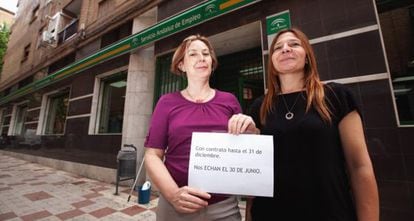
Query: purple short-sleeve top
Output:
[[144, 89, 242, 204]]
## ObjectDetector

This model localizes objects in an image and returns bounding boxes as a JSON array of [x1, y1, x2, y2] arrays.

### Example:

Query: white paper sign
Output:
[[188, 132, 274, 197]]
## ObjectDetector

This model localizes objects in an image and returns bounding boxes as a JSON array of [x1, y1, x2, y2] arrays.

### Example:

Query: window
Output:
[[376, 2, 414, 125], [0, 107, 12, 137], [96, 71, 127, 133], [57, 19, 79, 44], [13, 104, 28, 135], [57, 0, 82, 45], [100, 21, 132, 48], [0, 108, 11, 136], [44, 89, 69, 134], [48, 52, 76, 74], [30, 5, 40, 24], [19, 76, 34, 88], [21, 44, 31, 63]]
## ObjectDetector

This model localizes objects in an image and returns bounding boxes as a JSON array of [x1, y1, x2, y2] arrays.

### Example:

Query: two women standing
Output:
[[145, 28, 379, 221]]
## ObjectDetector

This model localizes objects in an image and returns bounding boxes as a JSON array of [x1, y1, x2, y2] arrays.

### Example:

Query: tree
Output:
[[0, 23, 11, 76]]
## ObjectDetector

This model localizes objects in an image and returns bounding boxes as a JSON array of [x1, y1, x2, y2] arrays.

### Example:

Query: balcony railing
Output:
[[57, 19, 79, 44]]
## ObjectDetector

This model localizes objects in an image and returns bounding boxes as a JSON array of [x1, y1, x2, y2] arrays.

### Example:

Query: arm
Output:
[[339, 111, 379, 221], [245, 197, 253, 221], [145, 148, 210, 213]]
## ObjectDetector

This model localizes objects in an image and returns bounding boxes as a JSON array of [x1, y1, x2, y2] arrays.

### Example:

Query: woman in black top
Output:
[[228, 28, 379, 221]]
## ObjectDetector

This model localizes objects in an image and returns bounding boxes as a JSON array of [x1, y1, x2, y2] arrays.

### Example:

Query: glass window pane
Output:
[[1, 107, 12, 135], [3, 116, 11, 126], [14, 105, 28, 135], [376, 3, 414, 125], [1, 127, 9, 136], [98, 72, 127, 133], [45, 90, 69, 134]]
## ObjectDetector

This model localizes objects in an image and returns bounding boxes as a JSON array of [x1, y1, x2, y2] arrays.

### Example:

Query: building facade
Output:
[[0, 0, 413, 220], [0, 7, 15, 28]]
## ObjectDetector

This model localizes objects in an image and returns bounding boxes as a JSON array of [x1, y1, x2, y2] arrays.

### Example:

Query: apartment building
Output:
[[0, 6, 15, 28], [0, 0, 413, 219]]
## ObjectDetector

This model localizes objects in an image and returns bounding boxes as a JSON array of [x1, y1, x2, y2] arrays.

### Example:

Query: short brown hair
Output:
[[170, 34, 218, 75]]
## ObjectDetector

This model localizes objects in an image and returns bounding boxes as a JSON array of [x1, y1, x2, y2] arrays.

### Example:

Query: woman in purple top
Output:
[[144, 35, 258, 221]]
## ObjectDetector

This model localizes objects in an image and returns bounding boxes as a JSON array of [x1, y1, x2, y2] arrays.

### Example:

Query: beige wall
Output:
[[0, 7, 15, 28]]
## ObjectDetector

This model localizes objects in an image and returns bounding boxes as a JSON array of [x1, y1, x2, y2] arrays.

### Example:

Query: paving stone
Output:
[[0, 152, 246, 221]]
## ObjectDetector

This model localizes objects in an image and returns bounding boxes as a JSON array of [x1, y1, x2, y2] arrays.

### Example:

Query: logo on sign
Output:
[[205, 4, 217, 15], [271, 18, 287, 29], [131, 37, 140, 48]]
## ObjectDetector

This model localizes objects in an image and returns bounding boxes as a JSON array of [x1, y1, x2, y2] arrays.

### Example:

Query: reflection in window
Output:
[[14, 104, 28, 135], [98, 72, 126, 133], [45, 90, 69, 134], [377, 2, 414, 125]]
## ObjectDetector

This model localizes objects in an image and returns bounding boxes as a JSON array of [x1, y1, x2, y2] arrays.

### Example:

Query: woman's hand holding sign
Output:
[[228, 113, 259, 135], [168, 186, 211, 213]]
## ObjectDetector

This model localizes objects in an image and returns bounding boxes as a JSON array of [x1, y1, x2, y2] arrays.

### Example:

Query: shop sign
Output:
[[133, 0, 260, 47], [266, 10, 291, 50]]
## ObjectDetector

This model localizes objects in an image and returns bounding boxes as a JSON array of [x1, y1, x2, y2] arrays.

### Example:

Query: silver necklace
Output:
[[185, 89, 212, 103], [280, 92, 302, 120]]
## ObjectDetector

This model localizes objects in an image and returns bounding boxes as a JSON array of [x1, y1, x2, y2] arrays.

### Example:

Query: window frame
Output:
[[11, 102, 29, 136], [30, 4, 40, 24], [21, 44, 31, 63], [375, 2, 414, 127], [89, 66, 128, 135], [0, 111, 12, 136], [38, 87, 71, 135], [0, 108, 5, 135]]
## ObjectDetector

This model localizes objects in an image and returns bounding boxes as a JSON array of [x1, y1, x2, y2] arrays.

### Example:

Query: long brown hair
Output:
[[260, 28, 331, 124], [170, 34, 218, 75]]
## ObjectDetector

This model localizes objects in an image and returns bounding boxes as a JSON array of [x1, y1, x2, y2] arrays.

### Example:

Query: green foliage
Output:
[[0, 23, 11, 75]]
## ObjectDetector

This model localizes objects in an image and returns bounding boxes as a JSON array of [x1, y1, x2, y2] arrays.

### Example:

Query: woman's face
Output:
[[179, 40, 212, 80], [271, 32, 307, 75]]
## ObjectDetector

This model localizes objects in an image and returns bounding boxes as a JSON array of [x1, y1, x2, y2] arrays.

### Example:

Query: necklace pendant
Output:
[[285, 112, 294, 120]]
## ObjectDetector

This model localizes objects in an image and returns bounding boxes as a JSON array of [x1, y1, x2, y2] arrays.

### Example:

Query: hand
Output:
[[228, 113, 258, 135], [168, 186, 211, 213]]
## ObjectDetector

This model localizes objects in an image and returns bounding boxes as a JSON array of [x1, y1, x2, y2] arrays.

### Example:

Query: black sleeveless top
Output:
[[249, 82, 359, 221]]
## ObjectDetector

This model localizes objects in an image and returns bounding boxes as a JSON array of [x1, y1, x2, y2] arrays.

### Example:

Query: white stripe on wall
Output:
[[324, 72, 388, 84], [66, 114, 91, 119], [309, 25, 379, 44], [69, 94, 93, 102], [263, 24, 380, 55]]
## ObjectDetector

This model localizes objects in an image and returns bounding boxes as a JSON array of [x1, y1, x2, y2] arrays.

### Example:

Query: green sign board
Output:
[[266, 10, 291, 35], [134, 0, 260, 48], [0, 0, 261, 105]]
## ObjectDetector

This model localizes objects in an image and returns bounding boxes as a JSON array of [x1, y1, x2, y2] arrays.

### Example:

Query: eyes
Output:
[[188, 51, 211, 57], [274, 41, 302, 51]]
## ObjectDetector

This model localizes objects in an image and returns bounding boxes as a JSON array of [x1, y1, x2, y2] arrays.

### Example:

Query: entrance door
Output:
[[211, 47, 264, 112]]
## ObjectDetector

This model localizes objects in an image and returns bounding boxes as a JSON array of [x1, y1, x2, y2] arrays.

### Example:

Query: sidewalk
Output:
[[0, 153, 246, 220]]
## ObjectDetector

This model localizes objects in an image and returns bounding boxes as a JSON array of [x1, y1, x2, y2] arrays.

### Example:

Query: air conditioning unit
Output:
[[41, 31, 53, 44], [41, 12, 73, 47], [47, 13, 62, 42]]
